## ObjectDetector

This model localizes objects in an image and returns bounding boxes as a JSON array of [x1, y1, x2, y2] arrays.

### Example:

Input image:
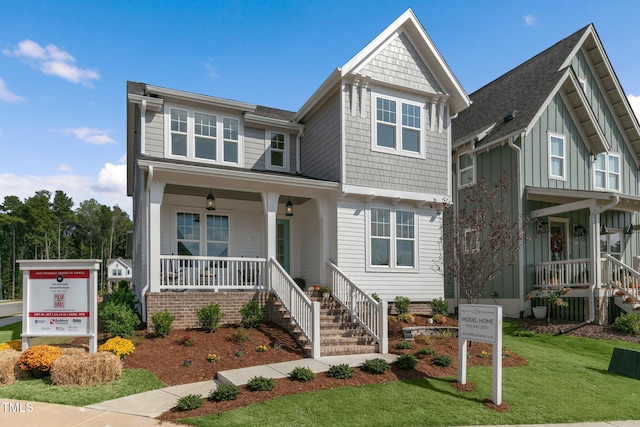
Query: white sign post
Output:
[[19, 260, 101, 353], [458, 304, 502, 405]]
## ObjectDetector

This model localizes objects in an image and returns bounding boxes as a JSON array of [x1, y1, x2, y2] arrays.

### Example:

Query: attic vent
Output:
[[503, 110, 517, 122]]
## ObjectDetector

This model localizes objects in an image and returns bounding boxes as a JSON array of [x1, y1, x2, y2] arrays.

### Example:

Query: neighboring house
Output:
[[126, 9, 469, 356], [106, 258, 133, 290], [450, 24, 640, 323]]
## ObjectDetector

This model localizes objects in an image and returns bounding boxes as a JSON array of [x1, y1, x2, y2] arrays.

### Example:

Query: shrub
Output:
[[360, 358, 390, 374], [98, 336, 135, 358], [431, 298, 448, 316], [417, 347, 436, 356], [371, 293, 381, 302], [432, 314, 447, 324], [99, 301, 140, 338], [394, 296, 411, 315], [18, 345, 63, 373], [50, 351, 121, 386], [229, 327, 250, 343], [247, 376, 276, 391], [513, 330, 536, 337], [613, 312, 640, 334], [394, 340, 413, 350], [398, 313, 414, 323], [434, 329, 457, 338], [240, 300, 263, 328], [175, 394, 204, 411], [433, 354, 453, 367], [395, 354, 419, 370], [151, 309, 175, 337], [288, 366, 315, 381], [197, 302, 225, 333], [104, 281, 138, 311], [327, 364, 354, 379], [210, 383, 241, 401]]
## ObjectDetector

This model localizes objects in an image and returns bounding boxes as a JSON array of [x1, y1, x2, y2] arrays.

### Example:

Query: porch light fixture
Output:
[[206, 190, 216, 211], [600, 224, 609, 235], [625, 224, 635, 234], [536, 221, 548, 233], [285, 198, 294, 216], [573, 224, 587, 238]]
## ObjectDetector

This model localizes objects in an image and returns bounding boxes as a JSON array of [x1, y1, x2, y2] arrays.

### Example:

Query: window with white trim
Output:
[[458, 152, 475, 187], [176, 211, 230, 256], [463, 228, 479, 253], [369, 208, 416, 269], [166, 106, 242, 165], [594, 152, 621, 191], [206, 214, 229, 257], [372, 92, 425, 158], [548, 133, 566, 180], [266, 131, 288, 171], [177, 212, 201, 256], [600, 230, 622, 260]]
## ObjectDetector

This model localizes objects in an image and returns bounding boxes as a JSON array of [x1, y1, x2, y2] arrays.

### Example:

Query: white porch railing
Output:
[[533, 258, 591, 288], [160, 255, 266, 291], [326, 261, 388, 354], [602, 254, 640, 304], [268, 259, 320, 358]]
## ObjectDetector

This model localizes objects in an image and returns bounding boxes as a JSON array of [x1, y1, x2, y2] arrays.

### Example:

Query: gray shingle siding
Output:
[[300, 91, 341, 181]]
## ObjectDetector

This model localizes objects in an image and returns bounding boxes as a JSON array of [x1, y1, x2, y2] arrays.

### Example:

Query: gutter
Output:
[[296, 127, 304, 174], [508, 133, 525, 317]]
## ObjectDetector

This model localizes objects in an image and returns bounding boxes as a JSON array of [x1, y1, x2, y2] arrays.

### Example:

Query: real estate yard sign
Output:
[[19, 260, 100, 353], [458, 304, 502, 405]]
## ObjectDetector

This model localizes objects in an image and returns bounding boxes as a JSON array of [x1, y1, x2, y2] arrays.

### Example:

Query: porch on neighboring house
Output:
[[527, 187, 640, 323]]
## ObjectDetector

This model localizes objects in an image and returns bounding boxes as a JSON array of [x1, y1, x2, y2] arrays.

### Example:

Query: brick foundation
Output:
[[389, 302, 434, 316]]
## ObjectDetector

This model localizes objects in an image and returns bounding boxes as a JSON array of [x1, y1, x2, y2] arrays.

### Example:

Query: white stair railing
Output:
[[326, 261, 388, 353], [602, 254, 640, 305]]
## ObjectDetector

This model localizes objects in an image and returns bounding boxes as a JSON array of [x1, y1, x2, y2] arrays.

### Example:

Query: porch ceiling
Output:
[[164, 184, 310, 206], [526, 187, 640, 214]]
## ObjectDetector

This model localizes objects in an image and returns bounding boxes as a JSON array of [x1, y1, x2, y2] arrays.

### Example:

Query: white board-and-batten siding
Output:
[[335, 199, 444, 302]]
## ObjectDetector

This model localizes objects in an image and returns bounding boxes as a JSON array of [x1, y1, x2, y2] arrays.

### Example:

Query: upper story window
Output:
[[368, 207, 416, 270], [548, 132, 566, 180], [463, 228, 479, 253], [594, 152, 621, 191], [266, 131, 288, 171], [371, 91, 425, 159], [166, 106, 242, 166], [458, 152, 475, 187], [112, 268, 123, 276]]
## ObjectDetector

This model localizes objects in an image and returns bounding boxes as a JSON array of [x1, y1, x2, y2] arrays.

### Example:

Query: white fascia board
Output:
[[341, 183, 448, 205], [244, 113, 303, 131], [127, 93, 163, 111], [146, 84, 256, 113], [295, 69, 342, 121], [559, 25, 593, 71], [525, 70, 571, 140]]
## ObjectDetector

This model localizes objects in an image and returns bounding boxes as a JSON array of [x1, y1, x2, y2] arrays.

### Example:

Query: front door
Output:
[[276, 219, 290, 272], [549, 218, 569, 261]]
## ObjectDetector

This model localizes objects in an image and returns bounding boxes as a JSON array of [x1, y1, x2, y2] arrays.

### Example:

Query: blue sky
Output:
[[1, 0, 639, 217]]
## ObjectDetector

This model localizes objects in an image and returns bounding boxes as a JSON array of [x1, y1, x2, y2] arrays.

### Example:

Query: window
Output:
[[600, 231, 622, 260], [369, 208, 416, 269], [463, 229, 479, 253], [458, 152, 475, 187], [548, 133, 566, 180], [177, 212, 201, 256], [112, 268, 122, 276], [266, 131, 288, 170], [594, 153, 621, 191], [176, 211, 230, 256], [206, 214, 229, 257], [372, 93, 424, 157], [166, 106, 242, 165]]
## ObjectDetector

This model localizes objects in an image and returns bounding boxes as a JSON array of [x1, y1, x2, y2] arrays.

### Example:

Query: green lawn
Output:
[[180, 323, 640, 427]]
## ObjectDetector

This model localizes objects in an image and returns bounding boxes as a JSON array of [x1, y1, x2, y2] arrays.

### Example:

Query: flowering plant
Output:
[[479, 350, 489, 359], [99, 336, 136, 358], [550, 232, 565, 254], [0, 343, 10, 351], [182, 359, 193, 367], [179, 334, 195, 347], [206, 353, 219, 363], [273, 341, 282, 350], [17, 345, 63, 372], [235, 350, 243, 357], [256, 345, 268, 353]]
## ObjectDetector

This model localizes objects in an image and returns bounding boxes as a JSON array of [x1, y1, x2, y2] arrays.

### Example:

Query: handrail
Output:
[[602, 254, 640, 304], [268, 258, 320, 358], [532, 258, 591, 288], [326, 261, 388, 353]]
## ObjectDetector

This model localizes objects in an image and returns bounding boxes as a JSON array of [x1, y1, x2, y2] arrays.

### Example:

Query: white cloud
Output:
[[59, 127, 116, 145], [3, 39, 100, 86], [524, 15, 536, 26], [0, 78, 25, 103], [629, 94, 640, 120], [58, 164, 72, 172], [96, 163, 126, 191], [204, 62, 221, 78], [0, 168, 131, 216]]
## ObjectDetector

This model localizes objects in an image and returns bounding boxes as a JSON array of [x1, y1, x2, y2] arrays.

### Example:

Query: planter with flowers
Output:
[[526, 286, 570, 324], [319, 286, 331, 299]]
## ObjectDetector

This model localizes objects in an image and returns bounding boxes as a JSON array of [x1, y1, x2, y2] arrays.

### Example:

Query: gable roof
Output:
[[296, 8, 470, 120], [452, 24, 640, 164]]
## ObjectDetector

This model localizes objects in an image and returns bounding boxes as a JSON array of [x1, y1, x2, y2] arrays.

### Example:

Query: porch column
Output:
[[317, 199, 330, 284], [262, 192, 279, 261], [148, 180, 165, 293], [588, 208, 601, 323]]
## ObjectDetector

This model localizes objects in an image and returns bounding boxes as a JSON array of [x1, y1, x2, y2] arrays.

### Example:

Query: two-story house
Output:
[[106, 257, 133, 291], [126, 9, 469, 357], [450, 24, 640, 324]]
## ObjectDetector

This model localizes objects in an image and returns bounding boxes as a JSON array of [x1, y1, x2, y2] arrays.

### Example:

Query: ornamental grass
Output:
[[50, 352, 122, 386], [0, 349, 22, 385], [98, 336, 135, 358], [17, 345, 63, 373]]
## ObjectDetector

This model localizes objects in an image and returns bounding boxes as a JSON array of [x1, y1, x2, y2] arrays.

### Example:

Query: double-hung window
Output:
[[176, 211, 230, 257], [369, 208, 416, 269], [167, 106, 242, 165], [206, 214, 229, 257], [266, 131, 288, 171], [372, 92, 425, 158], [458, 152, 475, 187], [548, 133, 566, 180], [594, 153, 620, 191], [177, 212, 201, 256], [463, 229, 479, 253]]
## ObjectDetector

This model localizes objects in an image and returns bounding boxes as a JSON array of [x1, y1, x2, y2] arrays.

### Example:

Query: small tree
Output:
[[438, 173, 528, 304]]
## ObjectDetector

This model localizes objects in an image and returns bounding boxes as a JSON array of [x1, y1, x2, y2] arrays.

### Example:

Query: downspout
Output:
[[296, 127, 303, 174], [508, 133, 525, 317], [142, 165, 153, 322]]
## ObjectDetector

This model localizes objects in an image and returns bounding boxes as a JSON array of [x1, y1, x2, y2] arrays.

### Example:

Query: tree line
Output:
[[0, 190, 132, 299]]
